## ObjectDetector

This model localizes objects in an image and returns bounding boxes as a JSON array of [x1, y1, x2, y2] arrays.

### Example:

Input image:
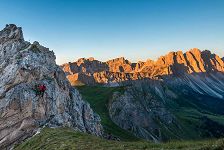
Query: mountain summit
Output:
[[0, 24, 102, 148]]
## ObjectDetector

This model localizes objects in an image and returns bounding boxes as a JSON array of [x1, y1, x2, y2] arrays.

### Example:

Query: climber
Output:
[[38, 84, 46, 97], [34, 84, 46, 97]]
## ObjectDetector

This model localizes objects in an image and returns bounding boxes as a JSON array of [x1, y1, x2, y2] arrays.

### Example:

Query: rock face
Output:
[[109, 72, 224, 141], [106, 57, 134, 73], [62, 48, 224, 86], [109, 81, 176, 142], [0, 24, 103, 148]]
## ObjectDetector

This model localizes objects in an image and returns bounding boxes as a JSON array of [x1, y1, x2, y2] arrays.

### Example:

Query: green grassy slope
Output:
[[77, 86, 138, 141], [78, 86, 224, 141], [15, 127, 224, 150], [166, 93, 224, 140]]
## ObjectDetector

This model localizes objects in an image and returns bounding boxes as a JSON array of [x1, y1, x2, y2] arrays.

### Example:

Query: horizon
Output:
[[1, 0, 224, 64]]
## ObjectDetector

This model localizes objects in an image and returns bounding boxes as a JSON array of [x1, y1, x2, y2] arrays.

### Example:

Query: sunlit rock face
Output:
[[138, 48, 224, 76], [106, 57, 134, 73], [0, 24, 103, 148], [62, 48, 224, 86]]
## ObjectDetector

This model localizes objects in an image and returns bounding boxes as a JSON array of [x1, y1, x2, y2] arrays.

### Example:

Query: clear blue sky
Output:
[[0, 0, 224, 64]]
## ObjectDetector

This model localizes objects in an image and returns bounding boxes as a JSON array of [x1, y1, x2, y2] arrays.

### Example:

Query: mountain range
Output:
[[62, 49, 224, 86]]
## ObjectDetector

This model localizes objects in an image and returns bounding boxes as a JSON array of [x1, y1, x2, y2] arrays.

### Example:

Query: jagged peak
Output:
[[145, 59, 154, 63], [106, 57, 132, 65], [88, 57, 95, 61], [76, 57, 96, 63], [188, 48, 201, 54], [155, 49, 203, 65], [176, 50, 184, 55], [107, 57, 125, 61], [77, 57, 87, 63], [0, 24, 24, 43], [157, 49, 198, 60]]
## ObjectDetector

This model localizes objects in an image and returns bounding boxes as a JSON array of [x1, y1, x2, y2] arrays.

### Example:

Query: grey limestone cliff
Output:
[[0, 24, 103, 148]]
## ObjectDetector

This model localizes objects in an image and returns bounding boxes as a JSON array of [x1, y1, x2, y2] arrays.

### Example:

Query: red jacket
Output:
[[38, 85, 46, 92]]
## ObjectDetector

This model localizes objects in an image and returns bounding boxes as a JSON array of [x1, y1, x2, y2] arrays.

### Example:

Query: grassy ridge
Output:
[[15, 127, 224, 150]]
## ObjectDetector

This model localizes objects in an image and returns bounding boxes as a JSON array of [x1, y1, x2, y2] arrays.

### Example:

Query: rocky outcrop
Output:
[[0, 24, 103, 148], [109, 81, 176, 142], [106, 57, 134, 73], [62, 48, 224, 86]]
